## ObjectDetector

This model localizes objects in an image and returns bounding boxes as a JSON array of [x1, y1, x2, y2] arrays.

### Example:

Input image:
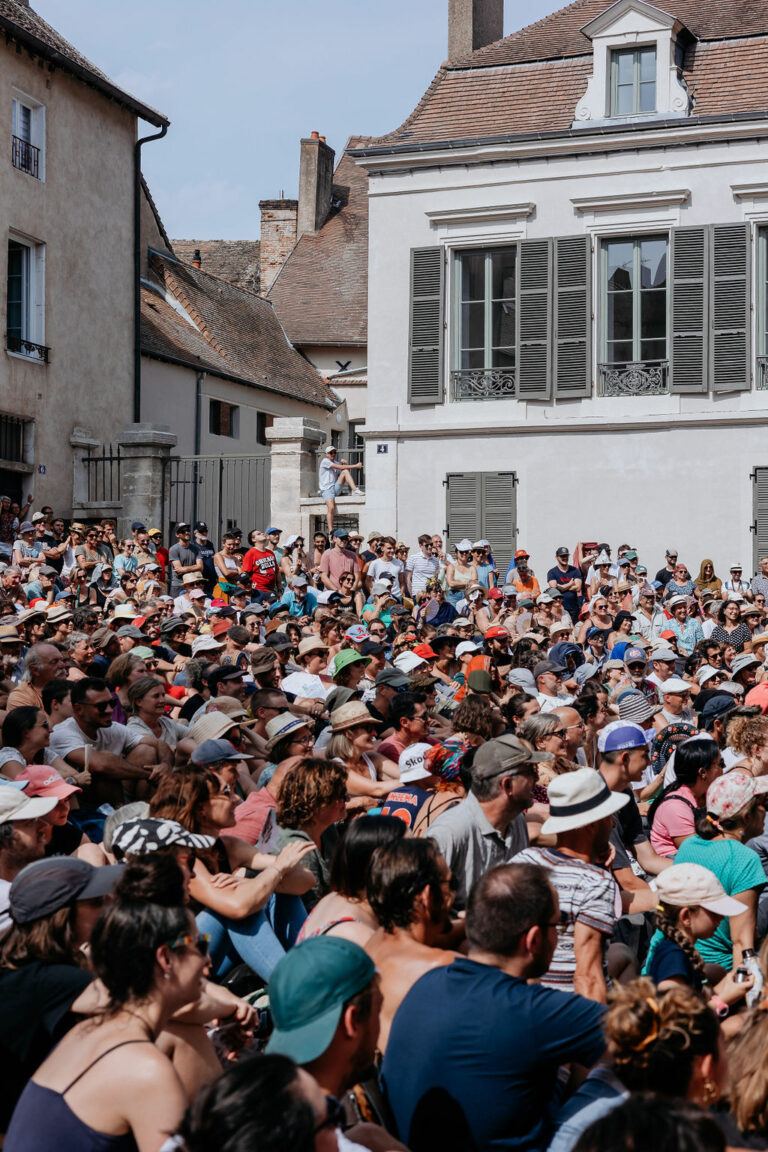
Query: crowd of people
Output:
[[5, 498, 768, 1150]]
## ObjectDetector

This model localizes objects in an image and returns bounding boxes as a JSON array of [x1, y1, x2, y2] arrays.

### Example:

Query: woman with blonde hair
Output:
[[327, 701, 399, 800], [517, 712, 573, 802], [726, 714, 768, 778]]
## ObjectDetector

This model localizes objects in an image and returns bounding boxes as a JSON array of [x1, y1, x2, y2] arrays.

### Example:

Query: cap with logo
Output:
[[398, 742, 434, 784], [599, 720, 649, 752]]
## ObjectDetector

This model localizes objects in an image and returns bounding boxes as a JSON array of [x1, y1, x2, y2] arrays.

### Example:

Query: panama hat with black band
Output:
[[541, 767, 629, 835]]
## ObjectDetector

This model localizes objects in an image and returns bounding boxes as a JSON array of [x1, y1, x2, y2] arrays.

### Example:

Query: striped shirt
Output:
[[513, 846, 618, 991]]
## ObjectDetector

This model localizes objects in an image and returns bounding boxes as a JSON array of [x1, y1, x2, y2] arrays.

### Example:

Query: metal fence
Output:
[[81, 444, 121, 502], [164, 454, 271, 543]]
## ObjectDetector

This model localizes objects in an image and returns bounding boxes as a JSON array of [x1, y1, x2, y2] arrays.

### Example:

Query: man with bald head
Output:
[[551, 705, 587, 766], [7, 643, 66, 711]]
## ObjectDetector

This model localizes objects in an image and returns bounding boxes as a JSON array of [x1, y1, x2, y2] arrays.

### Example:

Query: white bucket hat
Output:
[[541, 767, 629, 835]]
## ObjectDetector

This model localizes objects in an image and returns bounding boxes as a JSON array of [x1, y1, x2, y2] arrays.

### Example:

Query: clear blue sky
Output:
[[35, 0, 559, 240]]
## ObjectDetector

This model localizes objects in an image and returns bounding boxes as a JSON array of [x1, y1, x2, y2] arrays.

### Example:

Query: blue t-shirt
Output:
[[546, 565, 582, 618], [673, 836, 767, 967], [380, 785, 431, 830], [643, 934, 703, 991], [382, 956, 605, 1152]]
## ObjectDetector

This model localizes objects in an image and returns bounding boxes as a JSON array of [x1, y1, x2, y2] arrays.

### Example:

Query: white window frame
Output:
[[6, 232, 46, 361], [452, 245, 518, 374], [609, 45, 657, 117], [600, 232, 670, 366], [11, 89, 45, 181]]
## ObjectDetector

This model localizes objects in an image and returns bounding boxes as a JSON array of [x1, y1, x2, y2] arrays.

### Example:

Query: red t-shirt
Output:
[[242, 547, 278, 592]]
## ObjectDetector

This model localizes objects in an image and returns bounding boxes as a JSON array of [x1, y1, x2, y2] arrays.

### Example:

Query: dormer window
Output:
[[610, 46, 656, 116]]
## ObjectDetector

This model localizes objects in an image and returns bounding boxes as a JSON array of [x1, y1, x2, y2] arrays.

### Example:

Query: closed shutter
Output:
[[445, 473, 481, 552], [445, 471, 517, 577], [408, 247, 444, 405], [669, 227, 708, 394], [481, 472, 517, 577], [517, 239, 552, 400], [553, 236, 591, 398], [710, 223, 751, 393], [753, 467, 768, 573]]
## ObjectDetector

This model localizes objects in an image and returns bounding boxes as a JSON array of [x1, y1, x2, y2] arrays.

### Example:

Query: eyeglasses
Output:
[[550, 728, 567, 739], [168, 931, 210, 958], [314, 1095, 346, 1135]]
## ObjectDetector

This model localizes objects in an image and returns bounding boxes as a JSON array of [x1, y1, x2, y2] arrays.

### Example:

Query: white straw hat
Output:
[[541, 767, 629, 835]]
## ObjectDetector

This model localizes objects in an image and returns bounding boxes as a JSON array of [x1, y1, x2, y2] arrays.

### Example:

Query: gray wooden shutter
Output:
[[445, 473, 481, 554], [408, 247, 444, 405], [553, 236, 591, 398], [517, 238, 552, 400], [710, 223, 751, 393], [753, 467, 768, 574], [481, 472, 517, 577], [669, 227, 708, 394]]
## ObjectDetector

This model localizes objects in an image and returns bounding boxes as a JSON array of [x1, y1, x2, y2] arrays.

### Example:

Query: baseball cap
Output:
[[345, 625, 371, 644], [655, 863, 747, 917], [701, 693, 738, 722], [332, 529, 349, 539], [207, 666, 245, 693], [533, 660, 566, 680], [502, 584, 518, 597], [412, 643, 438, 660], [398, 742, 434, 784], [111, 818, 215, 859], [456, 640, 481, 658], [600, 721, 648, 752], [466, 669, 493, 694], [514, 549, 529, 560], [472, 733, 551, 781], [507, 667, 537, 694], [194, 522, 209, 534], [15, 765, 81, 800], [484, 626, 509, 641], [10, 857, 123, 925], [375, 667, 411, 690], [392, 651, 426, 675], [131, 521, 146, 532], [266, 526, 282, 536], [555, 546, 569, 557], [487, 588, 503, 600], [0, 784, 57, 823], [190, 738, 253, 766], [623, 647, 647, 665], [267, 937, 375, 1064], [371, 581, 390, 595]]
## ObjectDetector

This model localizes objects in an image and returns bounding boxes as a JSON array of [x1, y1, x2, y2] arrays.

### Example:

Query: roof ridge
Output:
[[152, 256, 232, 363], [156, 248, 264, 301]]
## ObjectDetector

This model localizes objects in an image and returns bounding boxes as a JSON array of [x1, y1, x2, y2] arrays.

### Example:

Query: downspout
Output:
[[134, 123, 168, 424], [193, 371, 207, 527]]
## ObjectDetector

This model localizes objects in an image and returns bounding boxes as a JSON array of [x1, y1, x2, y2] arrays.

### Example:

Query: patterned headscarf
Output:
[[425, 737, 471, 783], [649, 722, 698, 772]]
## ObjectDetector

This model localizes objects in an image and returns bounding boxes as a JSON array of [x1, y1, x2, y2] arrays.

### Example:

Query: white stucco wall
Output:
[[360, 128, 768, 572]]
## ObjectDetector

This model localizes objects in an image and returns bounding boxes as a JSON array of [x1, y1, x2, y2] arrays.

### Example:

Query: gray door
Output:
[[752, 466, 768, 573], [446, 471, 517, 577], [165, 455, 271, 544]]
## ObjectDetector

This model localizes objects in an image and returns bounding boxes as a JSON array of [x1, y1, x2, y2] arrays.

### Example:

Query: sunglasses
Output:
[[88, 700, 114, 713], [314, 1095, 346, 1135], [168, 931, 210, 958], [550, 728, 567, 739]]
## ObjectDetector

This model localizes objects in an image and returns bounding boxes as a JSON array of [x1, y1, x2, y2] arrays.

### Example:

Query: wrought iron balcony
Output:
[[451, 368, 516, 401], [757, 356, 768, 391], [6, 335, 49, 363], [597, 360, 669, 397], [11, 135, 39, 178]]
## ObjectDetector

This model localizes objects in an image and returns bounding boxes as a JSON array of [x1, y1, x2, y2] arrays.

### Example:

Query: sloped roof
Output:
[[141, 252, 336, 410], [357, 0, 768, 151], [267, 138, 370, 347], [171, 239, 261, 294], [0, 0, 166, 126]]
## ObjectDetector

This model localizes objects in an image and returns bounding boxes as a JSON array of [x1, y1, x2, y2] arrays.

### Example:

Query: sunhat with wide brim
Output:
[[330, 701, 382, 733], [541, 767, 629, 835], [265, 712, 313, 755]]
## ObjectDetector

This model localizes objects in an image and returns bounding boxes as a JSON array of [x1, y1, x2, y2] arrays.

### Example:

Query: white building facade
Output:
[[355, 0, 768, 578]]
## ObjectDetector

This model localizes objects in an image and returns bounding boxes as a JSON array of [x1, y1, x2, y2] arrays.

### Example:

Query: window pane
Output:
[[605, 240, 634, 290], [461, 302, 485, 350], [639, 48, 656, 81], [641, 338, 667, 361], [607, 291, 633, 342], [607, 341, 633, 364], [460, 252, 485, 301], [462, 348, 485, 370], [492, 347, 515, 369], [615, 84, 634, 115], [7, 240, 28, 341], [641, 289, 666, 340], [639, 81, 656, 112], [616, 51, 634, 84], [492, 300, 515, 348], [639, 238, 667, 288], [491, 249, 516, 300]]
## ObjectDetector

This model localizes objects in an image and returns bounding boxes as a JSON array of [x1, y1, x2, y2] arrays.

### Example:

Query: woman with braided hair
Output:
[[642, 863, 752, 1020], [548, 977, 725, 1152]]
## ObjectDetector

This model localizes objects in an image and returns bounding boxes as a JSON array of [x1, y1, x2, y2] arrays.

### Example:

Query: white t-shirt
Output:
[[405, 551, 439, 594], [318, 457, 336, 490], [537, 691, 576, 713], [49, 717, 149, 759], [367, 558, 404, 595], [280, 671, 329, 701]]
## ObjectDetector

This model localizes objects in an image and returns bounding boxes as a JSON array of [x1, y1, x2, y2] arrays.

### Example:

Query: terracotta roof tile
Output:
[[142, 253, 335, 410], [267, 138, 370, 346], [0, 0, 166, 125], [171, 239, 261, 294]]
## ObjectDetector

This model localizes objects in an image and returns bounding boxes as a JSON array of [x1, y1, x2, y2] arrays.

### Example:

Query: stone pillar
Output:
[[266, 417, 325, 536], [116, 423, 177, 539]]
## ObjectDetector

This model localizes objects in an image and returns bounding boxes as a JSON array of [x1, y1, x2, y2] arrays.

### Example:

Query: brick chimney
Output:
[[258, 197, 298, 294], [191, 248, 202, 269], [448, 0, 503, 59], [297, 131, 335, 238]]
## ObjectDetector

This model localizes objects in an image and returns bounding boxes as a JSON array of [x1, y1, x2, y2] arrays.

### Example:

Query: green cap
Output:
[[267, 937, 375, 1064], [131, 646, 156, 660], [467, 669, 493, 694], [331, 649, 371, 679]]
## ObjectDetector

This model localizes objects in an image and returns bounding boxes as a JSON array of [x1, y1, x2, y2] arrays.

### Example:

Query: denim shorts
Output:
[[322, 481, 344, 499]]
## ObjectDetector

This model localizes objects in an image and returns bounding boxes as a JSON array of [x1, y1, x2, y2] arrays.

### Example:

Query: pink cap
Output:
[[15, 765, 80, 800]]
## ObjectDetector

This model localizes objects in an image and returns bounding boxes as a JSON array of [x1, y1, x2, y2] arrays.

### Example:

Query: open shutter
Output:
[[408, 247, 444, 405], [517, 238, 552, 400], [754, 468, 768, 573], [445, 473, 481, 553], [710, 223, 751, 393], [553, 236, 591, 398], [669, 227, 708, 393], [481, 472, 517, 577]]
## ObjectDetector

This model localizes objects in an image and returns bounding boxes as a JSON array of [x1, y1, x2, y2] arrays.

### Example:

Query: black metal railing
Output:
[[82, 444, 121, 503], [11, 135, 39, 178], [6, 334, 49, 362], [314, 446, 365, 492]]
